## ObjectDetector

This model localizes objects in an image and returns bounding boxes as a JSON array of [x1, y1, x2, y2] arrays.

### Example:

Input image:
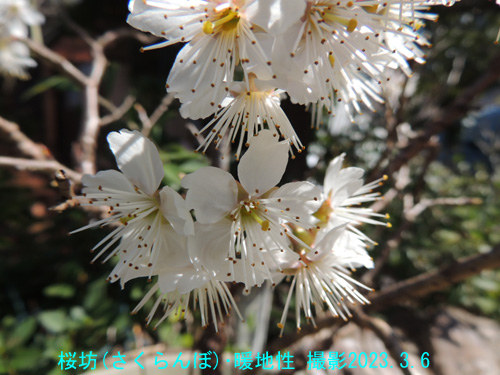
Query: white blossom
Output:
[[271, 0, 388, 114], [72, 130, 194, 282], [0, 0, 44, 79], [127, 0, 303, 118], [0, 36, 37, 79], [182, 130, 321, 280], [193, 77, 304, 159], [320, 153, 390, 231], [131, 236, 242, 331], [277, 225, 373, 335], [0, 0, 45, 33]]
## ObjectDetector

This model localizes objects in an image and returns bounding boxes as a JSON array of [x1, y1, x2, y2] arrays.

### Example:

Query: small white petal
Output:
[[271, 181, 322, 218], [127, 0, 202, 41], [188, 220, 232, 274], [159, 186, 194, 236], [158, 266, 210, 295], [328, 168, 365, 206], [238, 130, 289, 196], [81, 169, 135, 194], [182, 166, 238, 224], [309, 225, 346, 262], [107, 129, 164, 196], [244, 0, 306, 36], [323, 153, 345, 195]]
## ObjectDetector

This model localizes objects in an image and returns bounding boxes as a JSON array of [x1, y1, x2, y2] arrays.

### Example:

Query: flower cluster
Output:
[[74, 129, 388, 332], [127, 0, 459, 152], [0, 0, 44, 79]]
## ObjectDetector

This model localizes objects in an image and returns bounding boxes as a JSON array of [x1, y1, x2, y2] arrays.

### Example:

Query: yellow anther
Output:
[[386, 222, 392, 228], [347, 18, 357, 33], [203, 8, 239, 34], [261, 220, 270, 231], [385, 213, 390, 219], [329, 55, 335, 68], [322, 12, 357, 33], [383, 174, 388, 180], [414, 20, 425, 31], [202, 20, 214, 34]]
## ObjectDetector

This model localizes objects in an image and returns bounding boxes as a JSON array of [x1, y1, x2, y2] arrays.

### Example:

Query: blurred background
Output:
[[1, 0, 500, 374]]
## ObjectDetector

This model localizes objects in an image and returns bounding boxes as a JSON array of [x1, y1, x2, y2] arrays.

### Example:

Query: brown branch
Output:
[[367, 244, 500, 312], [0, 156, 82, 182], [25, 28, 150, 175], [99, 95, 136, 126], [75, 29, 109, 175], [22, 37, 88, 86], [135, 93, 175, 137], [148, 94, 176, 133], [0, 116, 50, 160]]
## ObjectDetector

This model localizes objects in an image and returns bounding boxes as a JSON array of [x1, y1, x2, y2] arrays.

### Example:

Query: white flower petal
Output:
[[160, 224, 193, 268], [159, 186, 194, 236], [81, 169, 135, 194], [324, 153, 345, 195], [188, 220, 232, 274], [244, 0, 306, 36], [329, 168, 365, 206], [309, 225, 346, 262], [158, 266, 210, 295], [238, 129, 289, 196], [324, 154, 367, 206], [107, 129, 164, 196], [181, 166, 238, 224], [166, 34, 233, 118], [127, 0, 202, 41], [271, 181, 322, 219]]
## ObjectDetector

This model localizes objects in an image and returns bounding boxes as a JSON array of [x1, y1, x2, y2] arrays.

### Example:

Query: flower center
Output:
[[203, 8, 240, 35], [313, 196, 333, 223], [238, 200, 270, 231]]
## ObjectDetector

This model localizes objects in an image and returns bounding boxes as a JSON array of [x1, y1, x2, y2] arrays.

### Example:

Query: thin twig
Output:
[[0, 116, 50, 160], [99, 95, 136, 126], [25, 27, 153, 175], [136, 93, 176, 137], [0, 156, 82, 182], [148, 93, 175, 132], [22, 37, 88, 86]]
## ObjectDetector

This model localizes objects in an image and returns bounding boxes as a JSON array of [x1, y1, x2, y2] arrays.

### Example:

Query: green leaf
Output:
[[473, 296, 497, 314], [471, 276, 500, 292], [21, 76, 79, 100], [69, 306, 91, 324], [38, 310, 68, 334], [6, 317, 37, 349], [44, 284, 76, 299], [9, 347, 43, 371], [83, 278, 107, 311]]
